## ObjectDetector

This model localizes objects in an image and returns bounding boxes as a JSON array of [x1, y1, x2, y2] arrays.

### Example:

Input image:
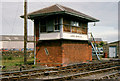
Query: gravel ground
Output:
[[77, 70, 120, 79], [35, 69, 120, 80]]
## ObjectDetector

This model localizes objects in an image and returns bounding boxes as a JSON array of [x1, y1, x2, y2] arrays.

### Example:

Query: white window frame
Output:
[[54, 17, 60, 31]]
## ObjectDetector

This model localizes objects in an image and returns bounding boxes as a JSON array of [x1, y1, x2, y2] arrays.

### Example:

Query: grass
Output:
[[1, 51, 34, 71], [3, 57, 24, 66]]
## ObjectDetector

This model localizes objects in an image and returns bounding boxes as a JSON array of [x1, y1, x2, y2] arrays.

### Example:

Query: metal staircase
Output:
[[88, 33, 100, 60]]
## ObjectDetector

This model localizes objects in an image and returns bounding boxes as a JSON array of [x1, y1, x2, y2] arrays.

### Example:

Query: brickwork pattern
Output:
[[36, 40, 92, 67], [36, 40, 62, 66], [62, 40, 92, 66]]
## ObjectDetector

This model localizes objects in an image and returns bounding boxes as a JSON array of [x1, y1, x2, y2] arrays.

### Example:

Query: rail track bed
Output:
[[1, 61, 120, 81], [79, 70, 119, 79], [39, 66, 120, 80]]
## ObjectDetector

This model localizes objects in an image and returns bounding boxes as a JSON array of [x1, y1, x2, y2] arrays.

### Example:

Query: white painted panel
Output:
[[27, 43, 34, 48], [0, 42, 2, 49], [39, 32, 60, 40], [109, 46, 116, 58], [1, 41, 33, 49], [2, 41, 24, 49], [62, 32, 88, 40]]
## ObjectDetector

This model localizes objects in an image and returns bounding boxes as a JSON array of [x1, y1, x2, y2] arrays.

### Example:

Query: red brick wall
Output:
[[36, 40, 92, 67], [62, 40, 92, 66], [36, 40, 62, 67]]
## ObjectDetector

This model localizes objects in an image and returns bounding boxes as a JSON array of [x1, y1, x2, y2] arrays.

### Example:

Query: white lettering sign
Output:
[[62, 32, 88, 40]]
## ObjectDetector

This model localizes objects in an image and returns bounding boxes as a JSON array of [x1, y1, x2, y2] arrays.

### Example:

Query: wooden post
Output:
[[24, 0, 27, 64], [34, 21, 36, 65]]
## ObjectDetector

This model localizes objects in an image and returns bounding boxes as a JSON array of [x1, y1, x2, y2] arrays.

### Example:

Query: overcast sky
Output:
[[1, 0, 119, 43]]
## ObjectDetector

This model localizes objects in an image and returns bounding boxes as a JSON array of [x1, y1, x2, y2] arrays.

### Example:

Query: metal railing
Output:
[[88, 33, 100, 60]]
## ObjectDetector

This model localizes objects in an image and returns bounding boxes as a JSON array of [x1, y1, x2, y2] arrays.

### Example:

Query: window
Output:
[[40, 20, 46, 32], [54, 17, 60, 31], [71, 21, 79, 27], [44, 48, 49, 55]]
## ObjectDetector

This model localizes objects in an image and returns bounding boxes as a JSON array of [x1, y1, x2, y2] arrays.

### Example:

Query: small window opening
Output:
[[44, 48, 49, 55]]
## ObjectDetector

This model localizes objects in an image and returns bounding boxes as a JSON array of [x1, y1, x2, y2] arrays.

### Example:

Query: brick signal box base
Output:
[[36, 40, 92, 67]]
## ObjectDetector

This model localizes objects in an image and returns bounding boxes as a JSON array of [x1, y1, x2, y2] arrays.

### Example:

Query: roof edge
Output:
[[56, 4, 65, 11], [64, 11, 99, 22], [21, 11, 99, 22]]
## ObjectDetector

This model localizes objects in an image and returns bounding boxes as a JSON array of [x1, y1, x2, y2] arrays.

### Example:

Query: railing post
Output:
[[89, 33, 100, 60]]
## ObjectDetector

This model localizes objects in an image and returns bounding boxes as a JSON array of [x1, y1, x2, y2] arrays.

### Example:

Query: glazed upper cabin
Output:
[[21, 4, 99, 41]]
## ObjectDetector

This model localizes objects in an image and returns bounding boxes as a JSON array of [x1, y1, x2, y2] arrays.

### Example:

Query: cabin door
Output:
[[109, 46, 117, 58]]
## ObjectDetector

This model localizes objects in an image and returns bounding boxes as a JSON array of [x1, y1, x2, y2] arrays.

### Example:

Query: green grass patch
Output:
[[2, 51, 34, 71]]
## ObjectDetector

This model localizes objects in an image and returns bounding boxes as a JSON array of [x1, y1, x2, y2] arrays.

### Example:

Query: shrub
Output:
[[8, 57, 12, 60], [32, 65, 36, 68], [99, 41, 104, 47], [15, 63, 21, 66], [3, 56, 8, 60], [27, 61, 34, 65], [32, 56, 34, 59]]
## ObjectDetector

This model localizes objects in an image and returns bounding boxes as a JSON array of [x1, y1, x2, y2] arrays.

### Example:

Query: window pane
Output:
[[54, 17, 60, 31]]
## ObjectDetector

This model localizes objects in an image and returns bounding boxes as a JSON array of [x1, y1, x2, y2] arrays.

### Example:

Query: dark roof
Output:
[[21, 4, 99, 22], [0, 35, 34, 41], [89, 38, 102, 41], [109, 40, 120, 44]]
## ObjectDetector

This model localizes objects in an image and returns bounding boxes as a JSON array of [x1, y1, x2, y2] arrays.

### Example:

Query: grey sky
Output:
[[1, 1, 119, 42]]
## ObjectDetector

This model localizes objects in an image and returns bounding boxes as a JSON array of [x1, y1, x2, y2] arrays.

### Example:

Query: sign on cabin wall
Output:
[[62, 32, 88, 40], [39, 32, 88, 40]]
